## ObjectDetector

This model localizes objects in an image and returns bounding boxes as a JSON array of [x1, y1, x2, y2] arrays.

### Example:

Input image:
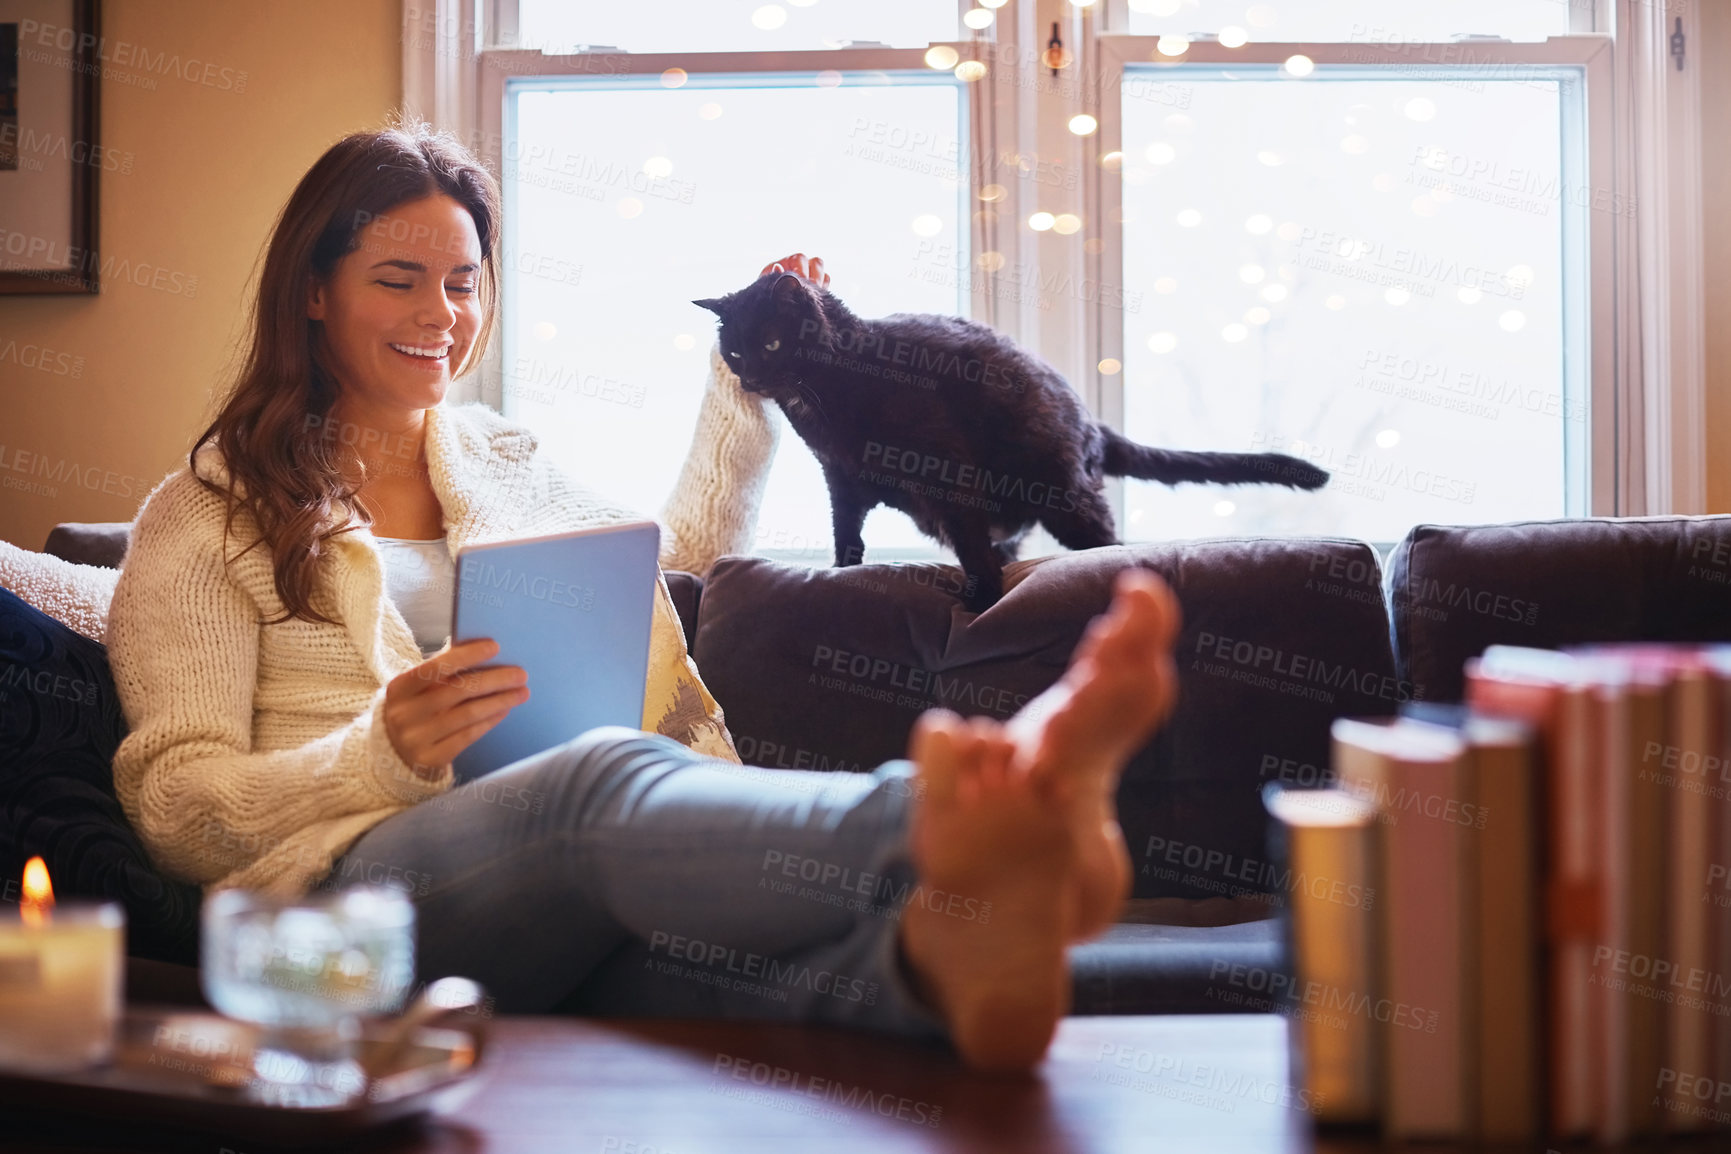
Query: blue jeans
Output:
[[324, 727, 946, 1040]]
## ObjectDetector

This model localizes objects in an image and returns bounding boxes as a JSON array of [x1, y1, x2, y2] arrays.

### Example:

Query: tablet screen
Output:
[[449, 521, 660, 782]]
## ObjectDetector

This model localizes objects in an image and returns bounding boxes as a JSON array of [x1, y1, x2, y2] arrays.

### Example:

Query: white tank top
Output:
[[374, 535, 454, 657]]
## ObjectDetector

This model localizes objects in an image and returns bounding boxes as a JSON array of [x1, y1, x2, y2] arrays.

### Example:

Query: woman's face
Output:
[[308, 193, 484, 419]]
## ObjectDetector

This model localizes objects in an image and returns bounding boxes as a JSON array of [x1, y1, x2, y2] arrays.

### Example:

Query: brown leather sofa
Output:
[[23, 514, 1731, 1016]]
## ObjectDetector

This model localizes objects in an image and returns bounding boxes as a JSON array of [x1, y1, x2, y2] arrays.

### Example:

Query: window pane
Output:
[[506, 75, 966, 556], [1124, 1, 1569, 43], [516, 1, 960, 55], [1118, 71, 1576, 543]]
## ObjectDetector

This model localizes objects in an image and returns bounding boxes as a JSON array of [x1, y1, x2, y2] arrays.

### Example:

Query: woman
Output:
[[105, 123, 1180, 1072]]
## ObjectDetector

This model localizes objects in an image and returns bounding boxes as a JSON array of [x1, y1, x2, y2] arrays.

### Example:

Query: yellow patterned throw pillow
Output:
[[642, 572, 739, 762]]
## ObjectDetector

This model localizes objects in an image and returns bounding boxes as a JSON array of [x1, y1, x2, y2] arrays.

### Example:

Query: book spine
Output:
[[1662, 672, 1716, 1133], [1625, 684, 1669, 1136], [1383, 752, 1465, 1138], [1716, 674, 1731, 1124], [1549, 685, 1596, 1138], [1596, 684, 1632, 1143], [1288, 810, 1379, 1123], [1476, 742, 1539, 1140]]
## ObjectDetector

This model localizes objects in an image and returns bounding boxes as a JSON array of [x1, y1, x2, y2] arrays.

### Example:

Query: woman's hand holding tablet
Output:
[[382, 638, 529, 779]]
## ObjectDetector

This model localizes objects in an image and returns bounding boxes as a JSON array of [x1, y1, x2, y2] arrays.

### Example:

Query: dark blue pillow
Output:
[[0, 584, 199, 965]]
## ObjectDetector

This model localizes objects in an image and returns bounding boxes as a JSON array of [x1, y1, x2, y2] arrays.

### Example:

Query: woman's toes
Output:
[[910, 710, 971, 805], [1115, 568, 1180, 643], [969, 721, 1016, 793]]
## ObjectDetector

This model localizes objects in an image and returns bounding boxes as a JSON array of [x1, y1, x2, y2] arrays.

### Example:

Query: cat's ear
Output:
[[692, 297, 727, 316], [771, 272, 812, 314]]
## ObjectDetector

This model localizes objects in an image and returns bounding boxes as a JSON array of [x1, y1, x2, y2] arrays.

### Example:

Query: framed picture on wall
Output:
[[0, 0, 99, 294]]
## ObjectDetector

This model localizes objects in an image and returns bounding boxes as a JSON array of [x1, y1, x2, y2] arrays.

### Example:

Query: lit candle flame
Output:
[[21, 856, 53, 927]]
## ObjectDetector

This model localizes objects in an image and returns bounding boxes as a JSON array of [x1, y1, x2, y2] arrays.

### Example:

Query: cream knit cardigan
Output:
[[39, 349, 778, 899]]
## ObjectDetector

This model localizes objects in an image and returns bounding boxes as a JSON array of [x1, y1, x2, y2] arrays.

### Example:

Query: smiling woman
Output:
[[307, 195, 487, 540]]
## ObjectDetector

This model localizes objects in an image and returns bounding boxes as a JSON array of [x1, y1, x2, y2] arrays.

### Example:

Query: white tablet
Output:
[[449, 521, 660, 783]]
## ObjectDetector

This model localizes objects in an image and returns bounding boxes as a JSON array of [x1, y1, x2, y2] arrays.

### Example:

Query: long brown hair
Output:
[[191, 119, 500, 626]]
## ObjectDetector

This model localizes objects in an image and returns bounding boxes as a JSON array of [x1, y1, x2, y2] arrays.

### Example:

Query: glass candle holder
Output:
[[201, 886, 415, 1107], [0, 901, 125, 1074]]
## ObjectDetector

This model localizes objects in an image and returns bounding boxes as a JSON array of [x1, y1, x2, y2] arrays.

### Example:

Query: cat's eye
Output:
[[764, 339, 781, 352], [727, 351, 743, 360]]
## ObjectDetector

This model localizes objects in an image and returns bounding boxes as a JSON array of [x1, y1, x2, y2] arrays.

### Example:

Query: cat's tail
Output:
[[1102, 429, 1329, 489]]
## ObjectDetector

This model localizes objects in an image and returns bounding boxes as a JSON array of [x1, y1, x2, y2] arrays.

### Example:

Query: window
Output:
[[460, 0, 1627, 561], [1092, 24, 1610, 543], [1115, 68, 1583, 541], [502, 71, 967, 554]]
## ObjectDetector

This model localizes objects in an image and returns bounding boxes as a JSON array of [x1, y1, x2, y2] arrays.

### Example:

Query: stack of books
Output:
[[1270, 644, 1731, 1143]]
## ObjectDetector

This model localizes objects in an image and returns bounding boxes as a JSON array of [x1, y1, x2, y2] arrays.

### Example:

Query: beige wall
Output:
[[1703, 2, 1731, 513], [0, 0, 400, 551]]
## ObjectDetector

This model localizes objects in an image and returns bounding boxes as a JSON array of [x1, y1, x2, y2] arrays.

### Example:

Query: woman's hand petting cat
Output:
[[761, 252, 829, 288], [382, 638, 530, 780]]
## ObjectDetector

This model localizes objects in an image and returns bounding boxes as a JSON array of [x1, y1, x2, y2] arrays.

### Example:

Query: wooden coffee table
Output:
[[4, 1014, 1311, 1153], [437, 1014, 1310, 1154], [8, 1013, 1727, 1153]]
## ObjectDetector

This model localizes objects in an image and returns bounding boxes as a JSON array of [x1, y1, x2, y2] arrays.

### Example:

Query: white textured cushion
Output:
[[0, 539, 120, 643]]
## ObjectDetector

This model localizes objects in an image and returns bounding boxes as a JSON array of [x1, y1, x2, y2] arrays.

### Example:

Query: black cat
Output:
[[695, 272, 1329, 611]]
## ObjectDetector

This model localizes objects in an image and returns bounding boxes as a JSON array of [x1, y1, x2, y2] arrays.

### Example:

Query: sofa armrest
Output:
[[43, 521, 134, 569], [1387, 516, 1731, 701]]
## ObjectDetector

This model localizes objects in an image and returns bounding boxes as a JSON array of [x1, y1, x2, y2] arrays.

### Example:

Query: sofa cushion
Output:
[[42, 521, 132, 569], [0, 585, 200, 965], [1069, 918, 1285, 1015], [663, 571, 702, 652], [693, 541, 1404, 901], [1388, 516, 1731, 702]]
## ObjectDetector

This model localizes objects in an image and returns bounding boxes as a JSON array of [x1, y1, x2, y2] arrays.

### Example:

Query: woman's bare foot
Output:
[[897, 568, 1181, 1072], [899, 712, 1073, 1073], [1009, 568, 1180, 939]]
